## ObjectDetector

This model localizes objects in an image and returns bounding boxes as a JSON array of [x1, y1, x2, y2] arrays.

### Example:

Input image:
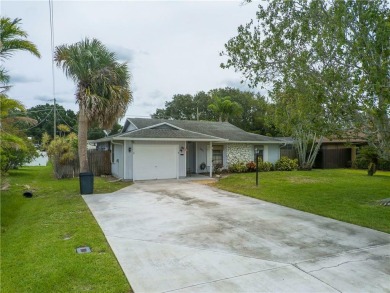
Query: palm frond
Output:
[[0, 17, 41, 59], [56, 37, 132, 129], [0, 94, 25, 118]]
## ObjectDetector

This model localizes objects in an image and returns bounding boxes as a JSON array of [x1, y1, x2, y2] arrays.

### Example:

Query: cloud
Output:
[[108, 45, 136, 63], [222, 79, 253, 92], [35, 95, 53, 102], [149, 90, 161, 99], [10, 74, 42, 83], [34, 95, 72, 105], [138, 102, 155, 108]]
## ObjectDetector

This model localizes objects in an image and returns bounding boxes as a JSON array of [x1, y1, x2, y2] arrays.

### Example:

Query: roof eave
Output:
[[111, 137, 228, 142], [227, 140, 283, 144]]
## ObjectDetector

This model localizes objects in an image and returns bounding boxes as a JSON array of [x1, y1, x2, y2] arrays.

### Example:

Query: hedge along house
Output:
[[94, 118, 283, 181]]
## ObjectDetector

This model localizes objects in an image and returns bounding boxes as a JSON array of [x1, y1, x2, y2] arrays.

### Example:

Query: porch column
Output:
[[209, 141, 213, 177]]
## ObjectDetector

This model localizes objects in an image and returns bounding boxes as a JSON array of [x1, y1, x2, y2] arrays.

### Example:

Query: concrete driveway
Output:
[[83, 180, 390, 293]]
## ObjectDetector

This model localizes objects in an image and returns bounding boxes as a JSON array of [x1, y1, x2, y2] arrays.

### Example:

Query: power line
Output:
[[49, 0, 56, 138], [27, 108, 53, 114], [56, 110, 77, 132], [23, 108, 54, 131]]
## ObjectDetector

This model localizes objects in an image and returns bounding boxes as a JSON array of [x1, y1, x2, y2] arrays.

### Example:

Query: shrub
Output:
[[246, 159, 273, 172], [352, 146, 390, 171], [213, 163, 224, 174], [246, 161, 256, 172], [228, 162, 247, 173], [274, 156, 298, 171], [259, 160, 273, 172]]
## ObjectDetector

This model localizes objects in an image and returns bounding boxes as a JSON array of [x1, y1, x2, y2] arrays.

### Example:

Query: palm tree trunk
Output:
[[78, 103, 89, 173]]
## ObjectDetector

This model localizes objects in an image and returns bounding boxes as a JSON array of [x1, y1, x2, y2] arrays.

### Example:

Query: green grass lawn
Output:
[[215, 169, 390, 233], [1, 165, 133, 293]]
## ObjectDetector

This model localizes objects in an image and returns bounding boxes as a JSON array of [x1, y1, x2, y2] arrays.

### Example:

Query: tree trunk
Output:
[[78, 104, 89, 173]]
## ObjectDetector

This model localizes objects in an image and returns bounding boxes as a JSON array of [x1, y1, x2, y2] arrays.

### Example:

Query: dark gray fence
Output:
[[314, 148, 352, 169], [280, 148, 297, 159]]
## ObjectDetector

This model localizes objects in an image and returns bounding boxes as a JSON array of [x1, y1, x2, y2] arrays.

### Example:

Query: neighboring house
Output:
[[94, 118, 283, 180], [315, 136, 367, 169], [278, 135, 367, 169], [24, 151, 49, 167]]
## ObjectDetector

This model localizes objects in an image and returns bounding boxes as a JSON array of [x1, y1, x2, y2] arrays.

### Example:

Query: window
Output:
[[254, 145, 264, 161], [212, 145, 223, 166]]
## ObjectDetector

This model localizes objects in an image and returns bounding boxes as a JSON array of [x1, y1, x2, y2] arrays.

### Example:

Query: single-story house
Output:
[[94, 118, 283, 180]]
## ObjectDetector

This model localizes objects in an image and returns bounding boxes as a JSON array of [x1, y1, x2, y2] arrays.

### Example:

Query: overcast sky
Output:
[[3, 0, 260, 120]]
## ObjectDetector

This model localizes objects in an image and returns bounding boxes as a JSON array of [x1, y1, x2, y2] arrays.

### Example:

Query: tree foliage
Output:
[[221, 0, 389, 167], [54, 38, 132, 173], [152, 87, 277, 135], [87, 121, 122, 140], [0, 94, 37, 173], [47, 132, 78, 165], [0, 17, 40, 173], [208, 95, 242, 122], [25, 104, 77, 143]]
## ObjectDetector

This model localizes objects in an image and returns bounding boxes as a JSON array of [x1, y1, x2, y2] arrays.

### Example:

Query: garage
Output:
[[133, 144, 178, 180]]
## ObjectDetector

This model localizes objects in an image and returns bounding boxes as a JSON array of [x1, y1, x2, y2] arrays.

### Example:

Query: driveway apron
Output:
[[83, 181, 390, 293]]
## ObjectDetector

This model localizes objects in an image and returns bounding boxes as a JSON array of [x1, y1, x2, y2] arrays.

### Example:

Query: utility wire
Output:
[[23, 108, 54, 131], [49, 0, 56, 138], [26, 108, 53, 114], [56, 110, 78, 132]]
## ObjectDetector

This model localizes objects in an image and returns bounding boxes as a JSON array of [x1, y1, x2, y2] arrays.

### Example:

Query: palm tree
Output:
[[0, 94, 37, 173], [54, 38, 132, 173], [0, 17, 41, 88], [208, 95, 242, 122]]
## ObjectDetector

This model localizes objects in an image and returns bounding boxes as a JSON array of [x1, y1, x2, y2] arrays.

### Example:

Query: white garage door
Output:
[[133, 144, 178, 180]]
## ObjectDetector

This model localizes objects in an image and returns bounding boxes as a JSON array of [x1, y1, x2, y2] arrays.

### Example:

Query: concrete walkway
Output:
[[83, 181, 390, 293]]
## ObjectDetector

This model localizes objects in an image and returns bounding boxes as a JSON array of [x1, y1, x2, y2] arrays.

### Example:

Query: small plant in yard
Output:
[[274, 156, 298, 171], [228, 161, 247, 173], [246, 161, 256, 172], [213, 163, 224, 175], [258, 158, 273, 172], [246, 159, 273, 172]]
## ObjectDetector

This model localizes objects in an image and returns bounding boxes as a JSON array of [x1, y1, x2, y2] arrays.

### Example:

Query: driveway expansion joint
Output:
[[305, 256, 389, 273], [161, 266, 293, 293], [293, 243, 390, 266], [292, 264, 342, 293], [106, 234, 290, 265]]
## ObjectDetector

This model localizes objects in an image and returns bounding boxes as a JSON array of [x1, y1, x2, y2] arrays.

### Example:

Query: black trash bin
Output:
[[79, 172, 94, 194]]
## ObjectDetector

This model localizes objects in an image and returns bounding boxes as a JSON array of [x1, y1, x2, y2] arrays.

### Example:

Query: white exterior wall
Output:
[[178, 141, 186, 177], [124, 141, 133, 180], [111, 139, 281, 179], [111, 142, 124, 178], [196, 142, 209, 173], [267, 144, 281, 163]]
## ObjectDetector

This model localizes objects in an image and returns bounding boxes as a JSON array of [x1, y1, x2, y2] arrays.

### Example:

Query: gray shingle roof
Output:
[[125, 118, 281, 143], [118, 128, 225, 140]]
